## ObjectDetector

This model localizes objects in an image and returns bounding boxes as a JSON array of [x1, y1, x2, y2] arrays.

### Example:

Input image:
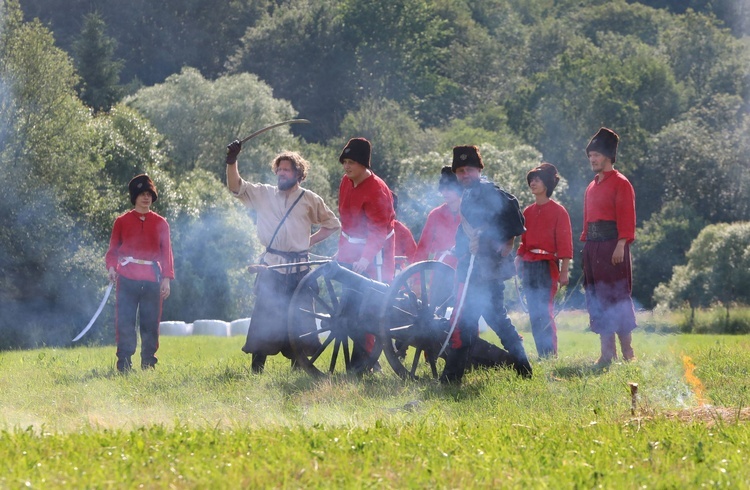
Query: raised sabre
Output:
[[72, 282, 114, 342], [239, 118, 310, 144]]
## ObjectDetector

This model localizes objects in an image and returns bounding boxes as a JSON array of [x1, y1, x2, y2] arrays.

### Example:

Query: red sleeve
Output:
[[395, 221, 417, 261], [361, 180, 395, 261], [580, 182, 592, 242], [516, 206, 531, 256], [159, 219, 175, 279], [105, 216, 123, 270], [616, 177, 636, 243], [555, 204, 574, 259], [414, 212, 436, 263]]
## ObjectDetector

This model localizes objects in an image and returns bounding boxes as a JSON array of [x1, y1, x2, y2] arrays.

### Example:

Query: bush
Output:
[[672, 306, 750, 334]]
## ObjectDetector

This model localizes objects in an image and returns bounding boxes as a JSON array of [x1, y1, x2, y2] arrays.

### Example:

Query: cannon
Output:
[[287, 260, 459, 379]]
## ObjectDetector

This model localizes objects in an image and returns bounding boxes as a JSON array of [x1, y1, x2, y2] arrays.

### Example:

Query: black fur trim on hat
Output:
[[586, 127, 619, 163], [339, 137, 371, 168], [128, 174, 158, 205], [451, 145, 484, 172], [526, 162, 560, 198], [439, 165, 461, 192]]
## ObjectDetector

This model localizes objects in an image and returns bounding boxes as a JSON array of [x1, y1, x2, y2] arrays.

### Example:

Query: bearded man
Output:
[[226, 141, 341, 373]]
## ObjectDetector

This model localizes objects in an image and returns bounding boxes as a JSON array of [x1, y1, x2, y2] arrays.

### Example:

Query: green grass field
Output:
[[1, 314, 749, 488]]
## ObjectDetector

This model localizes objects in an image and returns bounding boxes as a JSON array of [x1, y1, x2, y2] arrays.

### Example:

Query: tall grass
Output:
[[1, 330, 749, 488]]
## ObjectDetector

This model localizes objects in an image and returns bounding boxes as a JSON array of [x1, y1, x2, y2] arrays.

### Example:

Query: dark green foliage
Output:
[[19, 0, 267, 85], [633, 202, 706, 308], [72, 12, 123, 112]]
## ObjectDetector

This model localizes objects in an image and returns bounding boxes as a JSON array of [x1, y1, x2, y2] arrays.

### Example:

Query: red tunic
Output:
[[413, 203, 460, 266], [337, 172, 395, 282], [517, 200, 573, 263], [394, 220, 417, 263], [106, 210, 174, 282], [580, 169, 636, 243]]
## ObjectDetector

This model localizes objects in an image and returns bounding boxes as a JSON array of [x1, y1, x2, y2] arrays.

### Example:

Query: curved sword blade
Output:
[[239, 118, 310, 144], [72, 283, 114, 342]]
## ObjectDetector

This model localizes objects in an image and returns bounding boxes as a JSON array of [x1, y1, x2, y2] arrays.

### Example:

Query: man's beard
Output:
[[278, 177, 296, 190]]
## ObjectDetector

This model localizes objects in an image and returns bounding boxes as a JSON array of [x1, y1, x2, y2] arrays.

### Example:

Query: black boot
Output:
[[439, 346, 469, 385], [116, 357, 132, 373], [251, 354, 266, 373], [506, 341, 533, 378]]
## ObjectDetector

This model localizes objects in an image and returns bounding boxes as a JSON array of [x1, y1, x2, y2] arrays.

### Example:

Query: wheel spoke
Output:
[[329, 337, 340, 373], [309, 332, 334, 364], [297, 308, 331, 323], [409, 347, 423, 377], [428, 356, 439, 378], [419, 270, 428, 304], [388, 322, 415, 333], [310, 291, 334, 315], [324, 278, 340, 310], [342, 339, 351, 369]]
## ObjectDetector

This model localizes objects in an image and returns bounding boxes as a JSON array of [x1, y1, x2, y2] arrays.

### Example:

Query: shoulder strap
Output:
[[267, 189, 306, 251]]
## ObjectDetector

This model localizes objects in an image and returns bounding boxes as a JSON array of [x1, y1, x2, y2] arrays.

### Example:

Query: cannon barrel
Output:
[[327, 261, 390, 294]]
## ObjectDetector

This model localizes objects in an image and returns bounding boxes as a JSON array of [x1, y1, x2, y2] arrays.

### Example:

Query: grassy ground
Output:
[[1, 315, 749, 488]]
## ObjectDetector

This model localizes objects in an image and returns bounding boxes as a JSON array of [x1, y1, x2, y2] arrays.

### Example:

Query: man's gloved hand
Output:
[[226, 140, 242, 165]]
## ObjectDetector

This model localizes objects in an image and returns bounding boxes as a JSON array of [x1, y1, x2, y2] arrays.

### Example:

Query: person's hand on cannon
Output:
[[226, 140, 242, 165], [352, 257, 369, 274]]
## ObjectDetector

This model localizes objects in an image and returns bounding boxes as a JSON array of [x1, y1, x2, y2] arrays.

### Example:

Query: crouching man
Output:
[[440, 146, 532, 384]]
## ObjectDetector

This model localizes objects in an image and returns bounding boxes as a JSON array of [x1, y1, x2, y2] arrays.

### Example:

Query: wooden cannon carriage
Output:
[[286, 260, 514, 379], [287, 260, 454, 379]]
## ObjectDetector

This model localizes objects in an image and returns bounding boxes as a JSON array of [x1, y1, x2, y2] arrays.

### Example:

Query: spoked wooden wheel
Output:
[[288, 262, 382, 377], [378, 261, 456, 380]]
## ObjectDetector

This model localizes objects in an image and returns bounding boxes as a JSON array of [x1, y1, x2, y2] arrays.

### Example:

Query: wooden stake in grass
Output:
[[628, 382, 638, 415]]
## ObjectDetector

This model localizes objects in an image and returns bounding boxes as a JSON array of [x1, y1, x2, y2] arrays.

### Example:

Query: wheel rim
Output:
[[288, 262, 382, 376], [378, 261, 455, 379]]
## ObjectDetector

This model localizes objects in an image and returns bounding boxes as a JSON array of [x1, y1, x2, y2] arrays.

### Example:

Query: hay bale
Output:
[[159, 321, 192, 336], [192, 319, 230, 337], [230, 318, 251, 336]]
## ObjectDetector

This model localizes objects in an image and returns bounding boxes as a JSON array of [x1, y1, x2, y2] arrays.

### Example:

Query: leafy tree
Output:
[[0, 0, 105, 348], [72, 12, 123, 112], [19, 0, 267, 85], [633, 201, 706, 308], [336, 97, 424, 190], [640, 94, 749, 224], [227, 0, 356, 143], [660, 10, 749, 105], [126, 68, 299, 180], [655, 222, 750, 327]]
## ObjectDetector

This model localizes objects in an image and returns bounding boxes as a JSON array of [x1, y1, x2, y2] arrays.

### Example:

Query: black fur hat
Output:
[[451, 145, 484, 172], [439, 165, 461, 192], [339, 137, 371, 168], [586, 127, 619, 163], [128, 174, 158, 205], [526, 163, 560, 198]]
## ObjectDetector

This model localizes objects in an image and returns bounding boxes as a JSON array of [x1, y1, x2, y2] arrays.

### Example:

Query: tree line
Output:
[[1, 0, 749, 349]]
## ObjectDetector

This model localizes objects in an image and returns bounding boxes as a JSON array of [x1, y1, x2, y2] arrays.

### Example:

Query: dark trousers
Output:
[[442, 269, 526, 382], [243, 269, 318, 371], [521, 260, 557, 357], [115, 276, 162, 370], [582, 239, 637, 335]]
